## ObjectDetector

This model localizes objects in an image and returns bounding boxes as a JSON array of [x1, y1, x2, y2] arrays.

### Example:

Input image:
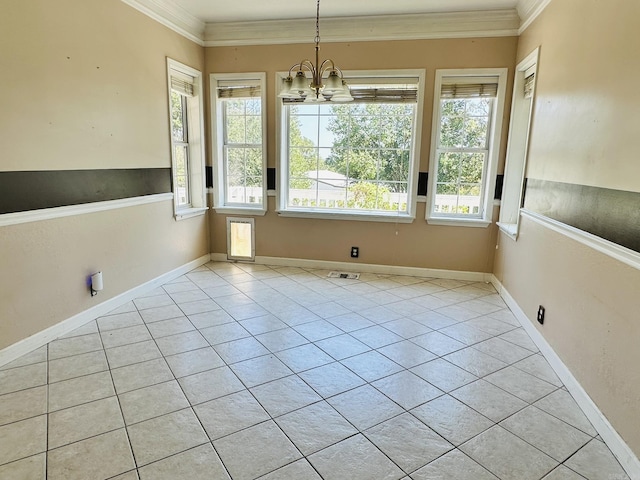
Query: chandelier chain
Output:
[[315, 0, 321, 45]]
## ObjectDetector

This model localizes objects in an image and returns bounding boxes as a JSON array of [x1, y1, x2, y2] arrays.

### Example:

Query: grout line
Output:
[[6, 261, 619, 479]]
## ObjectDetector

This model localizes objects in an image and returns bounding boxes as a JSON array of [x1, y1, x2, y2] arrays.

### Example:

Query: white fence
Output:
[[227, 186, 480, 214]]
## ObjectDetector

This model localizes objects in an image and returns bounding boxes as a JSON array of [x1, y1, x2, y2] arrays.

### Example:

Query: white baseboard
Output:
[[0, 254, 211, 368], [490, 275, 640, 480], [210, 253, 492, 283]]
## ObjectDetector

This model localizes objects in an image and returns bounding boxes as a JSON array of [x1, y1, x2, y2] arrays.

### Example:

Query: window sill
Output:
[[277, 209, 415, 224], [497, 221, 518, 239], [213, 206, 267, 216], [426, 217, 492, 228], [175, 207, 208, 221]]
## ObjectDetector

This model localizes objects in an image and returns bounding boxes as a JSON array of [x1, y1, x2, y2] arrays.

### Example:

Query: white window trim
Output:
[[210, 72, 267, 215], [275, 69, 425, 223], [167, 58, 207, 220], [226, 217, 256, 261], [426, 68, 508, 227], [497, 48, 540, 240]]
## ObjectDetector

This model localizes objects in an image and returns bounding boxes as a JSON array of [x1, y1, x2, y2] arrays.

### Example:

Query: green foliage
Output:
[[325, 104, 413, 192], [227, 147, 262, 188], [170, 92, 186, 141], [288, 116, 325, 189], [225, 99, 262, 144], [347, 182, 391, 210], [439, 98, 490, 148]]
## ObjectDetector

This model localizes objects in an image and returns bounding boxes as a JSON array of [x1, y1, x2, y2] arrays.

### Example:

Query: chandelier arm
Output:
[[302, 60, 317, 74], [289, 61, 316, 76], [319, 59, 340, 77]]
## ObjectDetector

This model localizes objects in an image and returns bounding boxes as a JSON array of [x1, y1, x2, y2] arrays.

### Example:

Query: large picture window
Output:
[[427, 69, 507, 226], [277, 71, 425, 221], [211, 73, 267, 214]]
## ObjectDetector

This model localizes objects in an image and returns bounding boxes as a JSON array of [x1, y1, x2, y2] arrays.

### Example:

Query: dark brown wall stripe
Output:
[[267, 168, 276, 191], [417, 172, 428, 196], [494, 174, 504, 200], [523, 178, 640, 253], [0, 168, 172, 215], [205, 166, 213, 188]]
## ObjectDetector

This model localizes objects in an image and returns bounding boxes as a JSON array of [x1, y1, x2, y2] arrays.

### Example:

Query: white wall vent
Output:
[[327, 272, 360, 280]]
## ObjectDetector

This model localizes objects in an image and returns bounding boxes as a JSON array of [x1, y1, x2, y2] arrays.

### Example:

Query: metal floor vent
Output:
[[327, 271, 360, 280]]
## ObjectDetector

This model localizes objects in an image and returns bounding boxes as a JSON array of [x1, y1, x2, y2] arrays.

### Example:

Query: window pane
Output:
[[175, 174, 189, 206], [246, 98, 261, 115], [439, 111, 465, 147], [381, 115, 412, 150], [434, 150, 485, 216], [226, 115, 246, 144], [174, 145, 188, 176], [289, 146, 319, 181], [245, 116, 262, 144], [347, 181, 379, 210], [289, 178, 318, 207], [170, 92, 186, 142], [439, 98, 491, 149], [379, 181, 408, 212], [346, 149, 378, 181], [226, 147, 244, 184], [392, 182, 409, 212], [437, 152, 460, 184], [466, 98, 490, 116], [292, 115, 319, 147], [378, 150, 409, 184], [226, 151, 245, 203], [225, 99, 245, 115], [458, 183, 482, 214], [435, 183, 458, 214], [463, 114, 489, 148], [245, 148, 263, 186], [460, 153, 485, 184]]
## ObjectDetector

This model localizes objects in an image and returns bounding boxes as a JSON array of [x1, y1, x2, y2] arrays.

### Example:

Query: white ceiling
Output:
[[172, 0, 520, 24]]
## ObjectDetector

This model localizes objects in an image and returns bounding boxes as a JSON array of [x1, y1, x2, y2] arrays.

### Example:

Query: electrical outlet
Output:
[[350, 246, 359, 258], [537, 305, 545, 325]]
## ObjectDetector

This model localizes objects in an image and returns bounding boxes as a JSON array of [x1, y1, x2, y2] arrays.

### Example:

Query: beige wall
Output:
[[0, 0, 208, 349], [206, 37, 517, 270], [0, 201, 208, 350], [517, 0, 640, 192], [495, 0, 640, 456]]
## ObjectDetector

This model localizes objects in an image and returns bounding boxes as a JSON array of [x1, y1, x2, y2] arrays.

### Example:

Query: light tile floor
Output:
[[0, 262, 632, 480]]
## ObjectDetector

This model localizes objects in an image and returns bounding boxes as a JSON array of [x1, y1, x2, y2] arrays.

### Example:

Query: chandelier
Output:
[[278, 0, 353, 103]]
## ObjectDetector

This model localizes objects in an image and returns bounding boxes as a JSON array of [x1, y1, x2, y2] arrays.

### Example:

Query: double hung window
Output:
[[498, 48, 539, 238], [277, 70, 425, 222], [211, 73, 267, 214], [427, 69, 507, 226], [167, 59, 206, 219]]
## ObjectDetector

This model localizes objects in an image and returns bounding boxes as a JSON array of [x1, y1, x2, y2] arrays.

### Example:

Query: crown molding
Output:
[[517, 0, 553, 33], [121, 0, 205, 45], [203, 10, 520, 47], [120, 0, 551, 47]]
